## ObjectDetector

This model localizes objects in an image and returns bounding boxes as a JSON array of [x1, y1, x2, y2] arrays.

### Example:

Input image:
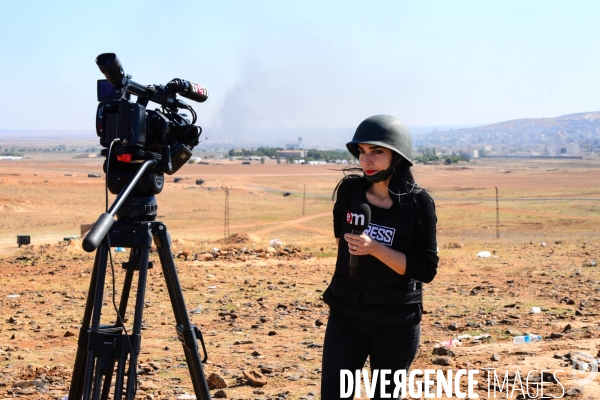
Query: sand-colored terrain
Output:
[[1, 154, 600, 399]]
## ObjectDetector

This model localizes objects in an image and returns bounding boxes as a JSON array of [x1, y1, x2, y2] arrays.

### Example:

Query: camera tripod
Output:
[[69, 161, 211, 400]]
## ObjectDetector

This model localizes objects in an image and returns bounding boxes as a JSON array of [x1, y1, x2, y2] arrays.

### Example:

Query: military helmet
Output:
[[346, 114, 413, 166]]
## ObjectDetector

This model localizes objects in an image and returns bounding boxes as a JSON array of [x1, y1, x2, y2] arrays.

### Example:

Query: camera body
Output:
[[95, 53, 207, 198]]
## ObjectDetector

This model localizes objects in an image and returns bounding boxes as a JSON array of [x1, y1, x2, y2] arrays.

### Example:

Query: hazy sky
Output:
[[2, 0, 600, 140]]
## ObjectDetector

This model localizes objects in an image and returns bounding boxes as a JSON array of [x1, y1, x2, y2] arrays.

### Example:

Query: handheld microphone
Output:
[[346, 202, 371, 277], [166, 78, 209, 103]]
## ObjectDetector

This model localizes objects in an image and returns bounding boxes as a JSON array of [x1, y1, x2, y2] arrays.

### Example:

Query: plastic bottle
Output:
[[513, 335, 542, 344]]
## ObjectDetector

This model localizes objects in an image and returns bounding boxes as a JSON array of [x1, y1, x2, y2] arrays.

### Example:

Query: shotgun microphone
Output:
[[346, 202, 371, 277], [166, 78, 209, 103]]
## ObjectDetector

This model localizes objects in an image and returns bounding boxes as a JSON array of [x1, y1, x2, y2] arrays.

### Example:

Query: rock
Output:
[[563, 324, 572, 332], [207, 373, 227, 389], [139, 381, 158, 390], [149, 362, 161, 370], [12, 380, 39, 388], [260, 365, 274, 374], [550, 332, 564, 339], [213, 389, 227, 398], [64, 331, 76, 337], [243, 370, 267, 387], [491, 354, 501, 362], [268, 330, 277, 336], [432, 347, 452, 356], [260, 365, 283, 374], [432, 357, 453, 366], [287, 375, 300, 381], [315, 319, 324, 327], [15, 388, 37, 395], [448, 322, 460, 331], [564, 386, 583, 396]]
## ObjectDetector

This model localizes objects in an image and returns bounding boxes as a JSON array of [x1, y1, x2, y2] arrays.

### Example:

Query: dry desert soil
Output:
[[1, 154, 600, 399]]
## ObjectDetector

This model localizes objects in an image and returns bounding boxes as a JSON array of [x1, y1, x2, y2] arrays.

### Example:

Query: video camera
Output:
[[95, 53, 207, 202]]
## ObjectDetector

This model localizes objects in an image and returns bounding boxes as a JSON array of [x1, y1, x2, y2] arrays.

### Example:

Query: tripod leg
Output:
[[112, 353, 128, 400], [91, 357, 104, 400], [100, 373, 112, 400], [124, 224, 153, 400], [113, 270, 135, 400], [118, 269, 135, 324], [100, 265, 135, 400], [153, 222, 211, 400], [82, 239, 112, 400], [69, 244, 108, 400]]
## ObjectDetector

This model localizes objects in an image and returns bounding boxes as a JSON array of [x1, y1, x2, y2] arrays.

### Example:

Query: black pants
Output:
[[321, 310, 420, 400]]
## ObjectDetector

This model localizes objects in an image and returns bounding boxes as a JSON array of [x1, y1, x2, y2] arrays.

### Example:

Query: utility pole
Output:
[[222, 186, 230, 238], [302, 184, 306, 216], [495, 187, 500, 239]]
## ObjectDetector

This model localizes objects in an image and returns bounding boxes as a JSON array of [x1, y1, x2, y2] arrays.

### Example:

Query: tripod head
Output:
[[83, 159, 159, 252]]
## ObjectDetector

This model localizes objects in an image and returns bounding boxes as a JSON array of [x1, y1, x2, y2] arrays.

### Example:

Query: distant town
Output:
[[411, 111, 600, 160], [1, 111, 599, 163]]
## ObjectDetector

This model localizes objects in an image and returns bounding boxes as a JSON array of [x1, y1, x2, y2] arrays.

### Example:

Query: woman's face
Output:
[[357, 143, 393, 177]]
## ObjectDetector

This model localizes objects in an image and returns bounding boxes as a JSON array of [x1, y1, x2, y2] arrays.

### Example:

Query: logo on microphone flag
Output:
[[347, 212, 365, 226]]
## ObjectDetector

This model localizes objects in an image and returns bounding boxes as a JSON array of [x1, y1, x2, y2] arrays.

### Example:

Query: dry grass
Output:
[[1, 155, 600, 398]]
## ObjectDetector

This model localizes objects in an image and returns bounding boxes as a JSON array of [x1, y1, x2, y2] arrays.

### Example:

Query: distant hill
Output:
[[462, 111, 600, 131], [413, 112, 600, 155]]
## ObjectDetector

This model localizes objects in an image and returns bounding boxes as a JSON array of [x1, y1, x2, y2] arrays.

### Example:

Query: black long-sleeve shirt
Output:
[[324, 177, 439, 325]]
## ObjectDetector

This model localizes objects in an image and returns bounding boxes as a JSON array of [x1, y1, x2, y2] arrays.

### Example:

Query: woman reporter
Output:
[[321, 115, 439, 399]]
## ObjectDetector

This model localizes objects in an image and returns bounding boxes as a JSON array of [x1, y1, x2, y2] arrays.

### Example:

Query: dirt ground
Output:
[[1, 154, 600, 399]]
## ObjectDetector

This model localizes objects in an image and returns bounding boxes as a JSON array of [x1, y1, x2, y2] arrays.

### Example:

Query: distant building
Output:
[[562, 144, 580, 154], [276, 149, 306, 158], [285, 136, 304, 150]]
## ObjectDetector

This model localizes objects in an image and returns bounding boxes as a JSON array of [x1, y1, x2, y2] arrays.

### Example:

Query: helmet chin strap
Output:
[[364, 157, 403, 183]]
